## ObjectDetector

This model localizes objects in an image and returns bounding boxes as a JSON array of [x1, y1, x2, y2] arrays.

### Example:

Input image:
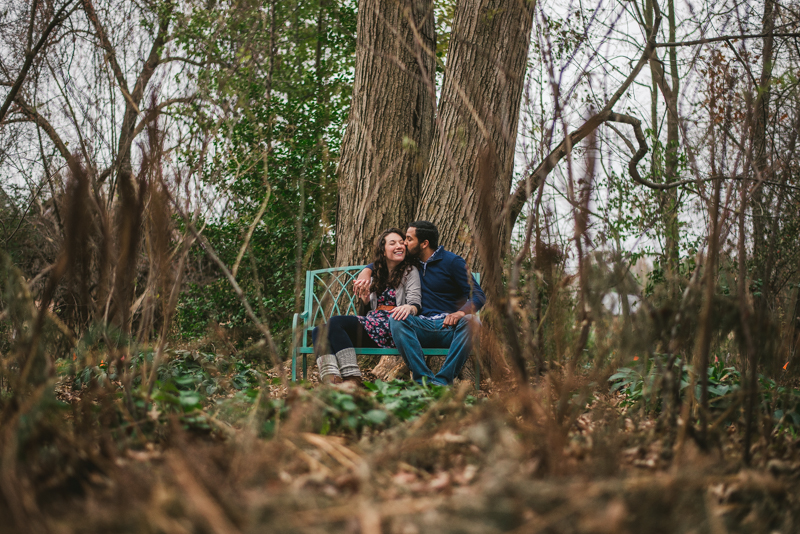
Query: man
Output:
[[355, 221, 485, 385]]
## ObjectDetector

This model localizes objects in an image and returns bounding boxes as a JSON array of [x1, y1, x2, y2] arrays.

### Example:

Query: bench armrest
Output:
[[292, 311, 309, 328], [291, 311, 310, 346]]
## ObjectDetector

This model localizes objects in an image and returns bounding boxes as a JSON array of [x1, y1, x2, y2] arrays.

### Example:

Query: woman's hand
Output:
[[390, 304, 415, 321], [353, 279, 370, 303]]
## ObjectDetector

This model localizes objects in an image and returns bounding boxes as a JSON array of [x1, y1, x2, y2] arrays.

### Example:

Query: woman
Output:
[[312, 228, 421, 385]]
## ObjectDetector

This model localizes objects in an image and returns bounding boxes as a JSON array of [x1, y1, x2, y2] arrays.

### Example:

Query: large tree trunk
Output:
[[415, 0, 535, 268], [336, 0, 534, 382], [335, 0, 436, 267]]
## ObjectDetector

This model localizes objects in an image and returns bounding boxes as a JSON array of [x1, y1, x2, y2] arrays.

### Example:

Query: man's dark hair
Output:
[[408, 220, 439, 249]]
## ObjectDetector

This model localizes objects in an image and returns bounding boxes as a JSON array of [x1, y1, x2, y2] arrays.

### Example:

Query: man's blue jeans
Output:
[[389, 315, 477, 385]]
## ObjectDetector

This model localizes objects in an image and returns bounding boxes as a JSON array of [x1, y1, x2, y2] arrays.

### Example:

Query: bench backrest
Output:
[[303, 266, 367, 329], [299, 266, 481, 347]]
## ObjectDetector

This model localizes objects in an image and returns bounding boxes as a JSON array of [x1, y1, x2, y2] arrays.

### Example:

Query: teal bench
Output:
[[291, 265, 481, 389]]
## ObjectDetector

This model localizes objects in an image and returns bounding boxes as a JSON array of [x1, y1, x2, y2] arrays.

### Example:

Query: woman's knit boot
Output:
[[336, 348, 364, 388], [316, 354, 342, 384]]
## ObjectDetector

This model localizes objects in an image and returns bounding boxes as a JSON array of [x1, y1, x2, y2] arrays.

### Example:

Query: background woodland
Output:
[[2, 0, 800, 532]]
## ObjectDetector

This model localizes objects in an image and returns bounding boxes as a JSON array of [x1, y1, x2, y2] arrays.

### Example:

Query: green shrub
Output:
[[610, 357, 800, 433]]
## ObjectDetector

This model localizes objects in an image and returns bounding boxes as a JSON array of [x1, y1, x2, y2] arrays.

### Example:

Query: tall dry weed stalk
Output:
[[0, 113, 204, 528]]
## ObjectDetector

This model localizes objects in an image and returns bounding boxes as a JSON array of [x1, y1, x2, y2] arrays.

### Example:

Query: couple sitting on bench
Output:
[[312, 221, 485, 387]]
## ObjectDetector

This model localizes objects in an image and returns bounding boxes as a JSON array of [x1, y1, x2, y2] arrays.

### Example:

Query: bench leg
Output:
[[291, 350, 297, 382], [302, 354, 308, 381]]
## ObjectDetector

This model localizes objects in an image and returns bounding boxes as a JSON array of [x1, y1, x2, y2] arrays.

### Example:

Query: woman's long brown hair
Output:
[[370, 228, 412, 295]]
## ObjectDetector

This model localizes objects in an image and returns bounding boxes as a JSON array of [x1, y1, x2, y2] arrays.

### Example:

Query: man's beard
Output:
[[406, 243, 421, 259]]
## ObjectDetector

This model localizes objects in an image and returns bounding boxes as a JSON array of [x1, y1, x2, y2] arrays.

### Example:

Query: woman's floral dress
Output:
[[357, 288, 396, 348]]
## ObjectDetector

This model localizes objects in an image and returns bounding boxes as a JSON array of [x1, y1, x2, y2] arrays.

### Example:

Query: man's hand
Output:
[[390, 304, 415, 321], [353, 278, 370, 303], [443, 310, 466, 326], [356, 268, 372, 283], [353, 268, 373, 303]]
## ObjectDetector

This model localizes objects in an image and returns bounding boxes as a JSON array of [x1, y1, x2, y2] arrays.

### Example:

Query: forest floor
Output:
[[7, 358, 800, 534]]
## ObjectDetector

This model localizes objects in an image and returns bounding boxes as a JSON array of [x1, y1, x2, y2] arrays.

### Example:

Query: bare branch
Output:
[[0, 0, 78, 124], [505, 0, 664, 229], [161, 56, 208, 68], [186, 222, 282, 369], [14, 97, 74, 165], [656, 32, 800, 48], [26, 0, 40, 54], [609, 114, 800, 192], [131, 96, 196, 140], [232, 184, 271, 278], [2, 170, 54, 246], [129, 13, 171, 105], [96, 3, 174, 187], [81, 0, 131, 95]]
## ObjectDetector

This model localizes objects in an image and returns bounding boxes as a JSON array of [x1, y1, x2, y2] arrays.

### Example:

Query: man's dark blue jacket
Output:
[[369, 247, 485, 317]]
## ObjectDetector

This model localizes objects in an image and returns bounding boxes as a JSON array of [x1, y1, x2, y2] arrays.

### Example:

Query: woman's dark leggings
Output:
[[312, 315, 379, 354]]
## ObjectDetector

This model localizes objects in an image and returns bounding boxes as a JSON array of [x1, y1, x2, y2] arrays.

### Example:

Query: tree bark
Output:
[[644, 0, 657, 172], [415, 0, 534, 267], [751, 0, 775, 317], [662, 0, 680, 285], [335, 0, 436, 267]]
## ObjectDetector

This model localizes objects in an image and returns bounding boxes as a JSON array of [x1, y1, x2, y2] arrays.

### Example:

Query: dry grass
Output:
[[2, 377, 799, 534]]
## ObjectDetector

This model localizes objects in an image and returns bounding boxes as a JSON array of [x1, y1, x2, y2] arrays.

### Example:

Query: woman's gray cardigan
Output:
[[368, 266, 422, 314]]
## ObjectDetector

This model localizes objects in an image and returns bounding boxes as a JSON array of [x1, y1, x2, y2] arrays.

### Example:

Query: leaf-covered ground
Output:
[[12, 350, 796, 533]]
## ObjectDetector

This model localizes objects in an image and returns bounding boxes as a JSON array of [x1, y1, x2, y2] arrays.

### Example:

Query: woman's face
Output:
[[384, 232, 406, 263]]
